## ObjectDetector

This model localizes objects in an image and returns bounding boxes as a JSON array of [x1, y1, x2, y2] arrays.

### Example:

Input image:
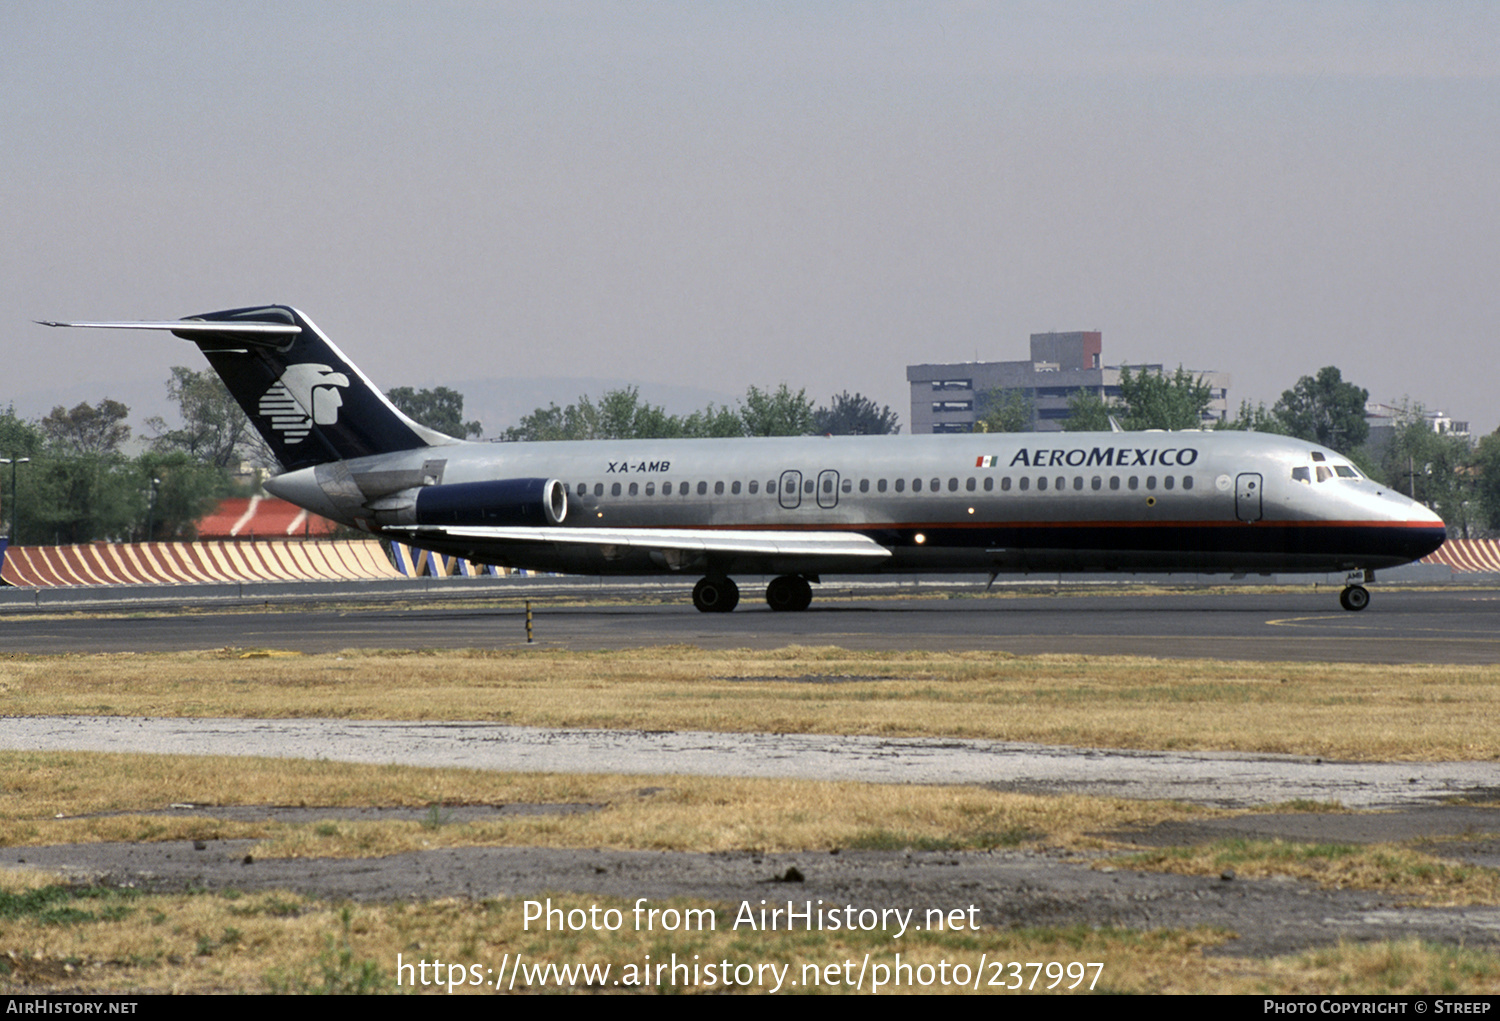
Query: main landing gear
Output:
[[692, 575, 740, 613], [765, 574, 813, 612], [690, 574, 816, 612]]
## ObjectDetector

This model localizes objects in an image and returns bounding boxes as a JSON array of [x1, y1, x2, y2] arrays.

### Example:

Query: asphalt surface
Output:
[[4, 583, 1500, 663]]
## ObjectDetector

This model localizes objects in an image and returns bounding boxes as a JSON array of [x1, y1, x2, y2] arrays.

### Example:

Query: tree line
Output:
[[0, 366, 279, 546], [498, 386, 900, 442], [974, 364, 1499, 536]]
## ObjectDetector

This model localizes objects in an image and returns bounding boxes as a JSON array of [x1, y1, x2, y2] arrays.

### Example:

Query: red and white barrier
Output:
[[1, 540, 401, 588]]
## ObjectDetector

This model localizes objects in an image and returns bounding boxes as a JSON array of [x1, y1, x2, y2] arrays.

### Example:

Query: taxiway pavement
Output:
[[2, 585, 1499, 663]]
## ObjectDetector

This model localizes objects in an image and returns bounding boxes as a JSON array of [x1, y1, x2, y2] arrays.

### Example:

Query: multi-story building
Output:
[[1363, 402, 1470, 460], [907, 331, 1230, 434]]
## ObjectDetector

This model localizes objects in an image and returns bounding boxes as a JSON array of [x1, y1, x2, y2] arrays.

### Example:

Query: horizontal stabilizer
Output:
[[37, 319, 301, 345], [387, 525, 893, 559]]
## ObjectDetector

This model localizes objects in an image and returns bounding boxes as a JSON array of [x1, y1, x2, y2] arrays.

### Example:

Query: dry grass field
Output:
[[3, 645, 1498, 760], [3, 643, 1499, 994]]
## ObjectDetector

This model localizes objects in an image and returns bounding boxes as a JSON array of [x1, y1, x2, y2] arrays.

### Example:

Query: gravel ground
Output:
[[7, 803, 1500, 958]]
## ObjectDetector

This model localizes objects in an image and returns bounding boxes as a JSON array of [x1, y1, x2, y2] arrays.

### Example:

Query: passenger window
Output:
[[629, 482, 639, 496], [1091, 476, 1101, 491], [1183, 476, 1194, 490], [731, 481, 741, 495], [701, 481, 711, 495], [949, 478, 959, 492], [1055, 476, 1065, 491], [932, 478, 941, 492], [767, 479, 776, 493], [594, 483, 604, 497], [1128, 477, 1139, 490], [1038, 477, 1048, 492], [714, 481, 724, 495], [1073, 477, 1083, 491], [895, 478, 906, 493], [664, 481, 674, 495], [611, 482, 622, 497], [1146, 476, 1156, 490], [913, 478, 923, 493], [1019, 477, 1029, 491], [822, 477, 833, 494], [859, 479, 870, 493], [999, 477, 1009, 491], [842, 479, 852, 493], [749, 480, 759, 494], [576, 483, 586, 496], [683, 482, 692, 496], [1109, 476, 1120, 491], [803, 480, 813, 494], [878, 479, 888, 492], [645, 482, 655, 496], [1163, 476, 1174, 490], [982, 477, 993, 491]]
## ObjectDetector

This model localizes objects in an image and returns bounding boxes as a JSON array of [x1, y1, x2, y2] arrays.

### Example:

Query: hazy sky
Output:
[[4, 2, 1496, 436]]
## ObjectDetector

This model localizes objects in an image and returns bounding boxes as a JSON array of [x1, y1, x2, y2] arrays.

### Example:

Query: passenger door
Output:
[[779, 470, 802, 510], [1236, 473, 1263, 522], [816, 469, 840, 509]]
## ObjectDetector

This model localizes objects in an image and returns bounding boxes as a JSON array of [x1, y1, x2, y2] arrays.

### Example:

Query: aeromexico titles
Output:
[[40, 306, 1445, 614]]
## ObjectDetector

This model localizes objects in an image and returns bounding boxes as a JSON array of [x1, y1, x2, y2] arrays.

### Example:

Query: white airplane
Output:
[[41, 306, 1446, 613]]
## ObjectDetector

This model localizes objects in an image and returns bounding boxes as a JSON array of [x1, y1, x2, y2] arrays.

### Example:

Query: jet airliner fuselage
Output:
[[41, 306, 1445, 613]]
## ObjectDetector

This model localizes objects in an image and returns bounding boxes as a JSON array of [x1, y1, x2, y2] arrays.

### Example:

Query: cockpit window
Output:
[[1311, 451, 1327, 462], [1316, 466, 1332, 482], [1334, 465, 1359, 478], [1291, 466, 1311, 484]]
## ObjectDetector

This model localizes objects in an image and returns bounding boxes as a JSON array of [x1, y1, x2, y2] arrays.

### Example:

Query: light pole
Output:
[[145, 477, 161, 542], [0, 457, 31, 542]]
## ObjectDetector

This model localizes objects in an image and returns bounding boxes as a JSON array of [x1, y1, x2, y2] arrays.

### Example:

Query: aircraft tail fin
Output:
[[40, 305, 453, 469]]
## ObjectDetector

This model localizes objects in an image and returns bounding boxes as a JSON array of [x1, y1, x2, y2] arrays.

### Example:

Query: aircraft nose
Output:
[[1404, 500, 1446, 559], [1411, 499, 1445, 528]]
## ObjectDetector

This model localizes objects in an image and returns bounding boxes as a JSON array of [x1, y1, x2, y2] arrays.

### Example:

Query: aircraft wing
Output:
[[386, 525, 892, 560]]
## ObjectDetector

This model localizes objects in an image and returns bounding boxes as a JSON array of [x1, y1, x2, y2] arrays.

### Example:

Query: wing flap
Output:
[[387, 525, 892, 559]]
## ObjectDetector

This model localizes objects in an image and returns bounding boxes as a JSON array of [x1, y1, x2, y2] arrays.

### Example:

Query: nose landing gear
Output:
[[1339, 585, 1370, 612]]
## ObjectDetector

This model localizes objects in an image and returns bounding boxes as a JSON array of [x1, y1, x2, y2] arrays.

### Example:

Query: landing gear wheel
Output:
[[1339, 585, 1370, 612], [692, 575, 739, 613], [766, 575, 813, 612]]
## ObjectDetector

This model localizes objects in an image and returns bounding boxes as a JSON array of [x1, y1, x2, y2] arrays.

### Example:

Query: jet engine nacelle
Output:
[[413, 478, 568, 527]]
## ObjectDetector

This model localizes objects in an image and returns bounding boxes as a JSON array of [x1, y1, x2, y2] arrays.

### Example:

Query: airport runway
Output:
[[3, 586, 1499, 663]]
